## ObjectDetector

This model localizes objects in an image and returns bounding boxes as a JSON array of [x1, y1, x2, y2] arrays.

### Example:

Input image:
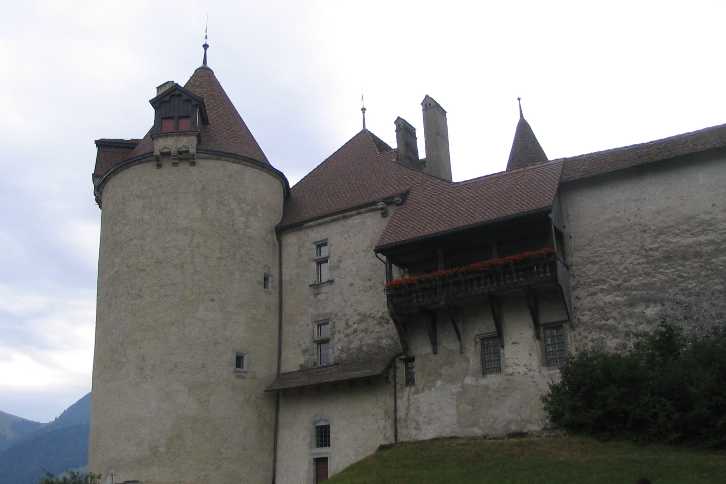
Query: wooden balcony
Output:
[[386, 248, 558, 316]]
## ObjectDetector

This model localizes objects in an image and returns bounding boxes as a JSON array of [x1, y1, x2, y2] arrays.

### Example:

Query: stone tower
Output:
[[89, 47, 287, 484]]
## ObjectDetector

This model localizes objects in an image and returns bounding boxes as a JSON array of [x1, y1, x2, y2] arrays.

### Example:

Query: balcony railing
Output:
[[386, 248, 558, 315]]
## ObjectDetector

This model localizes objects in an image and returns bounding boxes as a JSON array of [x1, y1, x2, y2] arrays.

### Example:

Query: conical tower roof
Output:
[[127, 66, 269, 163], [506, 100, 547, 171]]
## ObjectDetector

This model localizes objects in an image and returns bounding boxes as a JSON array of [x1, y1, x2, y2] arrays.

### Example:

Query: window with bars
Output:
[[314, 241, 330, 284], [543, 324, 568, 368], [234, 352, 247, 371], [315, 320, 332, 367], [404, 357, 416, 386], [480, 336, 502, 375], [315, 423, 331, 448]]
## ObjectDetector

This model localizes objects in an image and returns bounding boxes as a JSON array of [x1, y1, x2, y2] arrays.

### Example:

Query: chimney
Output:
[[156, 81, 175, 96], [421, 95, 452, 181], [394, 117, 422, 170]]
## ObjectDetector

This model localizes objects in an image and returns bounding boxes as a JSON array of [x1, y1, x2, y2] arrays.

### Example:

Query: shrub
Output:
[[39, 471, 101, 484], [543, 322, 726, 447]]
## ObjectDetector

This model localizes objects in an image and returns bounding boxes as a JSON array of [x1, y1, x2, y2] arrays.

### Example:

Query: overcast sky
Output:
[[2, 0, 726, 422]]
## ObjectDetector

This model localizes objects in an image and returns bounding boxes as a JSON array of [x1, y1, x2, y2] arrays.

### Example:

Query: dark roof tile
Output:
[[376, 161, 563, 250], [559, 122, 726, 182]]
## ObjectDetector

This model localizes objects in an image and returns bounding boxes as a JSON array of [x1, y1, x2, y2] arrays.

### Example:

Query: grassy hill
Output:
[[328, 435, 726, 484]]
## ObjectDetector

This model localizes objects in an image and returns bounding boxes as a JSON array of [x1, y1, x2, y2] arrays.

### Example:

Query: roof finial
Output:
[[517, 96, 523, 119], [361, 93, 367, 130], [202, 17, 209, 67]]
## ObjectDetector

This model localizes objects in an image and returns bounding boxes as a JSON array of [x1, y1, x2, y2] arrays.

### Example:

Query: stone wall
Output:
[[279, 207, 401, 372], [560, 152, 726, 351], [275, 381, 393, 484], [397, 287, 567, 440], [90, 157, 284, 484]]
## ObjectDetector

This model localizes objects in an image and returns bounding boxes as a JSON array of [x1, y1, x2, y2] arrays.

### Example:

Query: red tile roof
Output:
[[99, 66, 269, 176], [375, 161, 563, 250], [559, 122, 726, 182], [279, 130, 441, 228]]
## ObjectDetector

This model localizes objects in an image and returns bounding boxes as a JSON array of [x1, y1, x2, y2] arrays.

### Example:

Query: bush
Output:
[[39, 471, 101, 484], [543, 323, 726, 447]]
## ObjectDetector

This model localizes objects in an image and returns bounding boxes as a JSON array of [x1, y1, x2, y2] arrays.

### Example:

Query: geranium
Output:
[[385, 246, 554, 289]]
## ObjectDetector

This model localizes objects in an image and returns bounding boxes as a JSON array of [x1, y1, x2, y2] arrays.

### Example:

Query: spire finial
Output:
[[202, 18, 209, 67], [361, 93, 367, 130], [517, 96, 523, 119]]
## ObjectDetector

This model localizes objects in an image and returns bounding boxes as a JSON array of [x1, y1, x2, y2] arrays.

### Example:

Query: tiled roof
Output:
[[93, 139, 140, 179], [266, 359, 391, 392], [559, 122, 726, 182], [375, 161, 563, 250], [279, 129, 440, 229], [506, 115, 548, 171], [101, 66, 269, 175]]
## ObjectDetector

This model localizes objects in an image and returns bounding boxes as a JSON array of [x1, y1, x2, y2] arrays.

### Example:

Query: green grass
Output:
[[328, 435, 726, 484]]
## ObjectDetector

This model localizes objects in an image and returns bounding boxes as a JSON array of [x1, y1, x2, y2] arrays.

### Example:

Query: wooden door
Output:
[[314, 457, 329, 482]]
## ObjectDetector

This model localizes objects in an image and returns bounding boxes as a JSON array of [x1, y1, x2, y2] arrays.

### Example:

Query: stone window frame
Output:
[[234, 351, 248, 373], [477, 332, 503, 375], [311, 239, 333, 286], [310, 417, 332, 484], [313, 319, 334, 367], [541, 321, 569, 369]]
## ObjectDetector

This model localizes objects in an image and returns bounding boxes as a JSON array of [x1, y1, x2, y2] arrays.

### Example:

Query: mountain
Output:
[[0, 411, 43, 452], [0, 393, 91, 484]]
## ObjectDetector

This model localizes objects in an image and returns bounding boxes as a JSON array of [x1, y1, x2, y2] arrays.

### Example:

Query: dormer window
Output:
[[150, 83, 208, 137]]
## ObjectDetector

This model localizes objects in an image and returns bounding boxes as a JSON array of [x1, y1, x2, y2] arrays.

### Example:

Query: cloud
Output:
[[3, 0, 726, 421]]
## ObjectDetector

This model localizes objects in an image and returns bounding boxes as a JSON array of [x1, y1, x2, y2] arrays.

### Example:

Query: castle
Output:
[[89, 44, 726, 484]]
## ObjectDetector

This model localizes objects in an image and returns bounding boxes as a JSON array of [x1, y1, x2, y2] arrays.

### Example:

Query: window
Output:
[[314, 457, 329, 483], [177, 116, 191, 131], [404, 357, 416, 386], [315, 320, 332, 367], [543, 324, 568, 368], [161, 117, 175, 133], [315, 423, 330, 448], [480, 336, 502, 375], [234, 352, 247, 371], [263, 272, 272, 290], [314, 241, 330, 284]]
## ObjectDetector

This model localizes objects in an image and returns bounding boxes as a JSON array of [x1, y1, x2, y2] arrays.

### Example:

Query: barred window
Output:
[[404, 357, 415, 386], [543, 324, 568, 368], [234, 352, 247, 371], [480, 336, 502, 375], [315, 423, 330, 448]]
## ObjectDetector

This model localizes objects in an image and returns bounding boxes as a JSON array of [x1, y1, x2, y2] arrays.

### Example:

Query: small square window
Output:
[[480, 336, 502, 375], [315, 424, 330, 448], [161, 117, 175, 133], [177, 116, 191, 131], [543, 324, 568, 368], [404, 357, 415, 386], [234, 352, 247, 371]]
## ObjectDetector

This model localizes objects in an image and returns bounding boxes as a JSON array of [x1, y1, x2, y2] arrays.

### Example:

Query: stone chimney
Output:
[[156, 81, 175, 96], [395, 117, 422, 170], [421, 95, 452, 181]]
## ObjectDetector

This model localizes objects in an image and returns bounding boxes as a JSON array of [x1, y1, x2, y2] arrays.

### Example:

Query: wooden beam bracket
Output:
[[425, 310, 438, 355], [448, 308, 464, 354], [526, 287, 541, 340], [488, 295, 504, 348]]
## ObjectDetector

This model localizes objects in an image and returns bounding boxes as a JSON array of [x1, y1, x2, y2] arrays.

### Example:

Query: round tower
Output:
[[89, 51, 287, 484]]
